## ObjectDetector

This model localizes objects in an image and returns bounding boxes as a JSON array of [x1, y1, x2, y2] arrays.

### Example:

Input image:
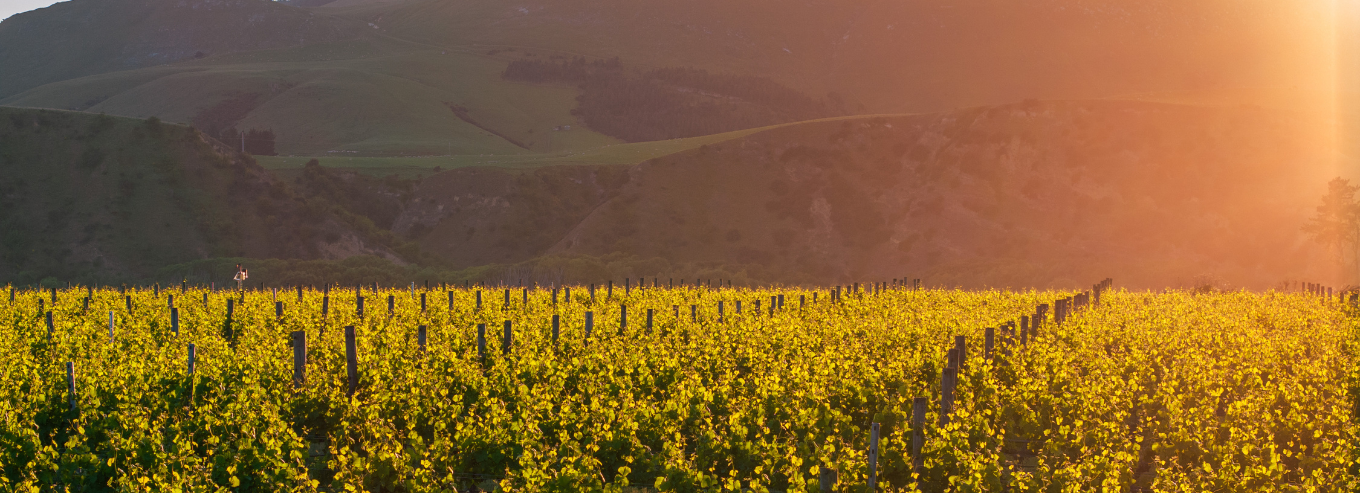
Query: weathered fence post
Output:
[[502, 320, 513, 355], [345, 326, 358, 397], [584, 312, 594, 340], [66, 362, 76, 410], [984, 327, 994, 360], [940, 366, 956, 426], [646, 309, 654, 335], [417, 325, 427, 355], [552, 315, 560, 345], [477, 323, 487, 362], [868, 422, 880, 492], [955, 335, 967, 369], [292, 330, 306, 389], [187, 344, 196, 375], [818, 466, 837, 493], [912, 397, 927, 472], [171, 308, 179, 336]]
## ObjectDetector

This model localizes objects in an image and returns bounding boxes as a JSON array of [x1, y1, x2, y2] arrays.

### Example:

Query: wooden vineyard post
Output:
[[420, 292, 426, 313], [646, 309, 654, 335], [912, 397, 927, 472], [292, 330, 306, 389], [552, 315, 560, 346], [940, 366, 956, 426], [867, 422, 880, 492], [82, 297, 89, 313], [955, 335, 967, 369], [984, 327, 994, 360], [1020, 316, 1028, 346], [182, 280, 187, 294], [322, 296, 330, 318], [345, 326, 358, 397], [45, 311, 53, 343], [275, 301, 283, 320], [448, 291, 455, 311], [778, 294, 784, 309], [387, 295, 395, 316], [818, 466, 837, 493], [187, 344, 196, 375], [565, 287, 571, 303], [125, 295, 132, 313], [297, 286, 303, 302], [109, 311, 115, 342], [619, 305, 628, 335], [357, 296, 365, 319], [503, 289, 510, 309], [552, 288, 559, 305], [476, 290, 482, 311], [171, 308, 179, 336], [690, 305, 697, 323], [769, 296, 776, 316], [584, 312, 594, 341], [66, 362, 76, 410], [522, 288, 528, 306], [607, 281, 613, 299], [502, 320, 513, 355], [800, 295, 805, 309], [718, 301, 724, 323], [477, 324, 487, 363], [417, 325, 427, 355]]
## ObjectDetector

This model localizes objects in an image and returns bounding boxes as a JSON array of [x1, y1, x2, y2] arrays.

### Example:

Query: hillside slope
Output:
[[0, 107, 395, 285], [0, 0, 1336, 158], [544, 101, 1337, 288], [0, 0, 359, 99]]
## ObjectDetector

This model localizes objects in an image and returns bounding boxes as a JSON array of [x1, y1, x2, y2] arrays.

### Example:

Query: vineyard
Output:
[[0, 281, 1356, 492]]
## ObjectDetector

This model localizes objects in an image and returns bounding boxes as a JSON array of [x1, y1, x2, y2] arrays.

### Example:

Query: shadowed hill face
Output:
[[0, 0, 359, 99], [548, 101, 1337, 289], [0, 107, 390, 284]]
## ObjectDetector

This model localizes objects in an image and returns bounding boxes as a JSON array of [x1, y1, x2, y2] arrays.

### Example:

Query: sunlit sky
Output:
[[0, 0, 60, 20]]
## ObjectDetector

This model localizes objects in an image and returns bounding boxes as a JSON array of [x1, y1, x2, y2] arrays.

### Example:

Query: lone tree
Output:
[[1303, 177, 1360, 282]]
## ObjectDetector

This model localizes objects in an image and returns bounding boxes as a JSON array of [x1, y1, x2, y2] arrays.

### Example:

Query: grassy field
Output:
[[2, 36, 620, 157], [255, 113, 917, 177]]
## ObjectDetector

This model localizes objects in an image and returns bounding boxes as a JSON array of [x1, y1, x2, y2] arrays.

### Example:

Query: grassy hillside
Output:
[[345, 0, 1335, 114], [540, 101, 1339, 289], [0, 0, 359, 99], [0, 0, 1336, 162], [1, 38, 622, 156], [0, 107, 397, 285]]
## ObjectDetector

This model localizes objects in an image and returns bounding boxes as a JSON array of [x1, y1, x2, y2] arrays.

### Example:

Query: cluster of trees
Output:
[[504, 57, 836, 142], [1304, 177, 1360, 283], [189, 92, 277, 155]]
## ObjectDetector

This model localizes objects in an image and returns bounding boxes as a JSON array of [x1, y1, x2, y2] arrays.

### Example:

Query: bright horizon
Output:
[[0, 0, 60, 21]]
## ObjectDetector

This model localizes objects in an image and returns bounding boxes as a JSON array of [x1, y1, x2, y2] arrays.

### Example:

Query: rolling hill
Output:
[[0, 0, 1339, 161], [393, 100, 1339, 288], [0, 107, 399, 285]]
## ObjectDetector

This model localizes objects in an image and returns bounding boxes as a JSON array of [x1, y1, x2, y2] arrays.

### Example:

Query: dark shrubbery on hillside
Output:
[[189, 92, 277, 155], [504, 58, 836, 142]]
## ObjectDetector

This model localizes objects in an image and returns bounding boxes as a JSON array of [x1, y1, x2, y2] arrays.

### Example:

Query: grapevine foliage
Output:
[[0, 285, 1355, 492]]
